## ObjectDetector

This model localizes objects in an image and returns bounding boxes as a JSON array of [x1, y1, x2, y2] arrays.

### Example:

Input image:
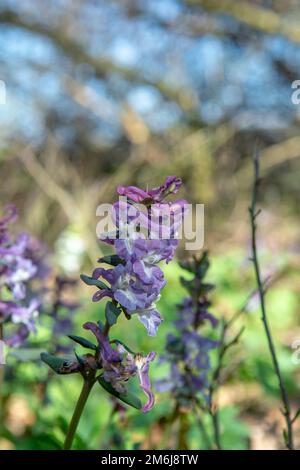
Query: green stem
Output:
[[249, 150, 294, 450], [210, 410, 221, 450], [63, 376, 95, 450], [207, 319, 226, 450], [193, 404, 212, 450], [63, 318, 112, 450]]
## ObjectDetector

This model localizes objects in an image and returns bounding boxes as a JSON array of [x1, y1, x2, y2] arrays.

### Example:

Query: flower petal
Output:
[[83, 322, 121, 363], [137, 309, 162, 336], [135, 352, 156, 412]]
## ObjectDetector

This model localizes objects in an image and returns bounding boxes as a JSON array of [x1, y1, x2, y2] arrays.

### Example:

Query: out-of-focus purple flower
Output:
[[0, 205, 45, 347], [10, 298, 40, 331], [175, 297, 218, 330], [157, 252, 219, 406], [6, 324, 31, 347]]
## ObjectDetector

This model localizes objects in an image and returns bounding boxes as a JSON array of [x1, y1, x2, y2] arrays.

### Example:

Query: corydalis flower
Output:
[[52, 321, 156, 412], [112, 199, 187, 240], [85, 176, 187, 336], [117, 176, 182, 204], [157, 252, 218, 406], [84, 322, 156, 412], [92, 262, 164, 336], [0, 205, 44, 347], [41, 177, 185, 439]]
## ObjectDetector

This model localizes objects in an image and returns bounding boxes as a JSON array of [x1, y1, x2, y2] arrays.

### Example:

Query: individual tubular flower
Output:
[[156, 252, 219, 407], [0, 205, 45, 347]]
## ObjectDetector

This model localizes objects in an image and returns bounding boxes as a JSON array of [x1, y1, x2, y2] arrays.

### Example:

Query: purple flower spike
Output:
[[157, 252, 219, 405], [135, 352, 156, 412], [69, 176, 188, 414], [84, 175, 187, 336], [0, 205, 46, 348]]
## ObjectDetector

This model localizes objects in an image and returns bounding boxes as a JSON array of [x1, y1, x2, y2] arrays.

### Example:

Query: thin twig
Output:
[[207, 318, 226, 450], [193, 403, 212, 449], [207, 296, 248, 449], [249, 149, 294, 450]]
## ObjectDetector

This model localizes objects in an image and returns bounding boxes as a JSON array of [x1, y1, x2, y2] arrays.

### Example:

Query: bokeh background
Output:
[[0, 0, 300, 450]]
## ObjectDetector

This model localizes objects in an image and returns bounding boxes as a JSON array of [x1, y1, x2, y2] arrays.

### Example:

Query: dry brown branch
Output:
[[18, 146, 100, 264]]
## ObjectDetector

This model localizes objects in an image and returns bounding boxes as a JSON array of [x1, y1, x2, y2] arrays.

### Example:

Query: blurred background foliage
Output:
[[0, 0, 300, 450]]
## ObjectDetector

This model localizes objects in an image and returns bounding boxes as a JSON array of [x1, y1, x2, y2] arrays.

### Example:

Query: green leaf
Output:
[[40, 353, 75, 374], [105, 301, 121, 326], [98, 255, 125, 266], [80, 274, 108, 290], [68, 335, 97, 351], [98, 376, 142, 410]]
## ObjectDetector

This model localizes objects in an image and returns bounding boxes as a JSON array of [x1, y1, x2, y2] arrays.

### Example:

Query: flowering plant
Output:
[[157, 252, 218, 408], [41, 176, 187, 449], [0, 205, 45, 348]]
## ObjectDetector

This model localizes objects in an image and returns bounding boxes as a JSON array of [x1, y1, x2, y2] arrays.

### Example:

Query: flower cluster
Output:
[[91, 176, 188, 336], [42, 176, 187, 414], [43, 320, 156, 412], [157, 252, 218, 407], [0, 205, 45, 347], [84, 322, 156, 412]]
